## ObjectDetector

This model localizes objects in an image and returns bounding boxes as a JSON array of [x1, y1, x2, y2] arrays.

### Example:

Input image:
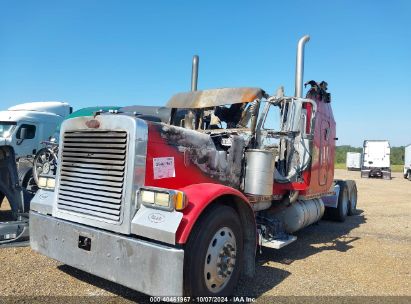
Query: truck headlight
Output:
[[141, 190, 155, 204], [38, 176, 56, 190], [139, 187, 188, 211], [46, 177, 56, 188], [155, 192, 170, 207]]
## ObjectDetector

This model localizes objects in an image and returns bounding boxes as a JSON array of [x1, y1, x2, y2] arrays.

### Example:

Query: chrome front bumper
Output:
[[30, 211, 184, 297]]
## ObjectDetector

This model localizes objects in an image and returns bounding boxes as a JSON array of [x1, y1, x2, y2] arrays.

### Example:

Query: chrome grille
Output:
[[57, 130, 127, 222]]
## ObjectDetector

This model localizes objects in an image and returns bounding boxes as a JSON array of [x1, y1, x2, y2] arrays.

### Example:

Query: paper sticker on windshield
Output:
[[153, 157, 175, 179]]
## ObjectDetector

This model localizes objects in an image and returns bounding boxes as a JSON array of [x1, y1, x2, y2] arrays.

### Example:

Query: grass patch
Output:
[[392, 165, 403, 173], [334, 163, 403, 173], [334, 163, 346, 170]]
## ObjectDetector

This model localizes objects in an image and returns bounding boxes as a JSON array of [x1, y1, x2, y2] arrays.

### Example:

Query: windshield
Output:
[[0, 122, 16, 138], [171, 101, 259, 131]]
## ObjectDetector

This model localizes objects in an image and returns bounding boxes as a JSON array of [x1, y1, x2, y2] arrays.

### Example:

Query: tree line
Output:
[[335, 145, 405, 165]]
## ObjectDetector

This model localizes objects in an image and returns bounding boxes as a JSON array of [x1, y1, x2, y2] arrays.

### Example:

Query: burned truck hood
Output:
[[166, 87, 264, 109]]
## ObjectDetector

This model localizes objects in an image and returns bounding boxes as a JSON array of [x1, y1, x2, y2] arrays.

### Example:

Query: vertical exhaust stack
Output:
[[191, 55, 199, 92], [186, 55, 199, 129], [294, 35, 310, 98]]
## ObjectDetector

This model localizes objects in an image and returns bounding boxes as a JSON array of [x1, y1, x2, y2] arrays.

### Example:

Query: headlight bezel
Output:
[[138, 186, 188, 211]]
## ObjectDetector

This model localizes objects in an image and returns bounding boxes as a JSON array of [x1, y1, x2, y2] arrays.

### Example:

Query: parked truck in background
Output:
[[0, 101, 72, 193], [346, 152, 361, 171], [361, 140, 391, 179], [0, 101, 71, 244], [0, 102, 72, 159], [29, 36, 358, 297], [404, 144, 411, 180]]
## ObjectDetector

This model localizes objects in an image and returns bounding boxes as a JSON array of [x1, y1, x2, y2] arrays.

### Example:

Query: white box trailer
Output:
[[346, 152, 361, 171], [361, 140, 391, 179], [404, 144, 411, 180]]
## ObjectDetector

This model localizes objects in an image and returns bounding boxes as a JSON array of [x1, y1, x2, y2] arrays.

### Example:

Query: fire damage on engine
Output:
[[150, 78, 332, 250], [155, 84, 326, 194]]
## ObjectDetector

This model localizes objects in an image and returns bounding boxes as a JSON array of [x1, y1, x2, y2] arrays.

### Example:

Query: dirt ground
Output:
[[0, 169, 410, 303]]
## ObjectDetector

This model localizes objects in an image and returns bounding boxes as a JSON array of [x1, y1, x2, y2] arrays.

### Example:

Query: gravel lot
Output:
[[0, 169, 410, 303]]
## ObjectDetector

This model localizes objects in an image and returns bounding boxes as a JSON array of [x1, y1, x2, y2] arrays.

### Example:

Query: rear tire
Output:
[[184, 205, 243, 297], [408, 171, 411, 181], [345, 180, 357, 216], [328, 181, 349, 222]]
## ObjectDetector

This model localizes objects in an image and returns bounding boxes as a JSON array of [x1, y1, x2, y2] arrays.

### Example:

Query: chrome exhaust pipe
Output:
[[294, 35, 310, 98], [191, 55, 199, 91], [186, 55, 199, 130]]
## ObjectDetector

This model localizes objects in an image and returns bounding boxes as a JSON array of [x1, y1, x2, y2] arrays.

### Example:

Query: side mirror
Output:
[[20, 127, 28, 139]]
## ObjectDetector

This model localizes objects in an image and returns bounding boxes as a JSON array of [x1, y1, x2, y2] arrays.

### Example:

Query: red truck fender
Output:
[[176, 183, 256, 278]]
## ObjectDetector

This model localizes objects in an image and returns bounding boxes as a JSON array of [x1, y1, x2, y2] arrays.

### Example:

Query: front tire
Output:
[[184, 205, 243, 297]]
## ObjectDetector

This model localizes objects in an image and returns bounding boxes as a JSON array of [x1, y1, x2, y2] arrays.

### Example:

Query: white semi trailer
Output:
[[404, 144, 411, 181], [361, 140, 391, 179], [346, 152, 361, 171]]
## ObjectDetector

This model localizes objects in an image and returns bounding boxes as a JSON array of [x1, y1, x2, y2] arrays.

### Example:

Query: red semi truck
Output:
[[30, 36, 357, 297]]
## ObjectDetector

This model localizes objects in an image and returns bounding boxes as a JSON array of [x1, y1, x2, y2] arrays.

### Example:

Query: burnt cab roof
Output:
[[166, 87, 265, 109]]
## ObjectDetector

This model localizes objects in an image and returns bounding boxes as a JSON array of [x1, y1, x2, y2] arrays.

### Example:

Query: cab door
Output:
[[13, 123, 38, 157]]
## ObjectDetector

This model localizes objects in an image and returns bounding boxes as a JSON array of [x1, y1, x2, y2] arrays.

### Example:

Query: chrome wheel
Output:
[[33, 148, 58, 185], [350, 189, 357, 211], [346, 180, 358, 216], [342, 187, 349, 217], [204, 227, 237, 293]]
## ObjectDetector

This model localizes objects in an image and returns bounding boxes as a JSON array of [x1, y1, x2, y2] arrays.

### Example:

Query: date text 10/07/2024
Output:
[[149, 296, 256, 303]]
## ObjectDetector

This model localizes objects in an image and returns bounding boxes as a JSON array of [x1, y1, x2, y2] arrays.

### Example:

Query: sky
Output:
[[0, 0, 410, 146]]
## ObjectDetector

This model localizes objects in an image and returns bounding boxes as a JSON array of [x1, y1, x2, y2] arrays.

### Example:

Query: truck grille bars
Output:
[[57, 130, 127, 222]]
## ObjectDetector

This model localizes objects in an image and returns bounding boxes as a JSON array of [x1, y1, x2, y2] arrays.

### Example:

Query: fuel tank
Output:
[[280, 198, 324, 233]]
